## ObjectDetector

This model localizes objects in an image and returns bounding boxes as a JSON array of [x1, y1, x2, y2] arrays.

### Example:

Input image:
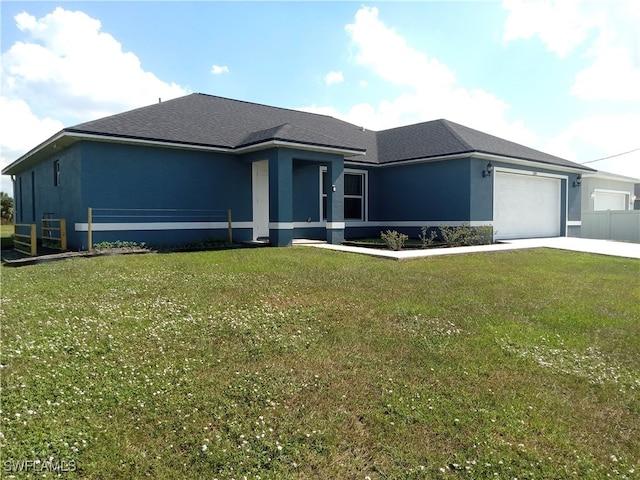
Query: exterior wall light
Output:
[[482, 162, 493, 178], [573, 174, 582, 187]]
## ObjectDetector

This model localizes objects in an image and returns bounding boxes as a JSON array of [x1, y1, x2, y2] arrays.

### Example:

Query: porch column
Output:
[[269, 151, 294, 247], [326, 157, 345, 244]]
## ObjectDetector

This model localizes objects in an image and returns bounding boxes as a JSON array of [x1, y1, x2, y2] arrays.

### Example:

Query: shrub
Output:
[[93, 240, 147, 251], [439, 224, 470, 247], [381, 230, 408, 251], [418, 226, 438, 249], [438, 223, 494, 247], [472, 225, 495, 245]]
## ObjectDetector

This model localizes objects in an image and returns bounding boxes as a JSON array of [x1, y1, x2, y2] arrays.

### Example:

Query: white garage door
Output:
[[594, 191, 627, 211], [494, 172, 561, 240]]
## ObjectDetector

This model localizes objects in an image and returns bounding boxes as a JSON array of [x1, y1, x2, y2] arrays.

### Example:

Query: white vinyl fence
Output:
[[581, 210, 640, 243]]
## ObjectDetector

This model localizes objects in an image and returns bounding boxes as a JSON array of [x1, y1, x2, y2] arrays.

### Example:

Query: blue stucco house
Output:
[[2, 93, 595, 249]]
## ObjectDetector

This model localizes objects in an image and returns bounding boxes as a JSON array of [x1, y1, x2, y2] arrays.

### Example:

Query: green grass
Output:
[[1, 223, 14, 249], [1, 248, 639, 479]]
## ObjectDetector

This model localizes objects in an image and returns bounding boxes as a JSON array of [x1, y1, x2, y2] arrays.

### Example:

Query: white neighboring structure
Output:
[[580, 170, 640, 243], [581, 171, 638, 213]]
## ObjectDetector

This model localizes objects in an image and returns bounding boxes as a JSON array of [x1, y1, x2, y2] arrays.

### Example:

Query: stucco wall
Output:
[[369, 158, 472, 222], [77, 142, 254, 248], [581, 175, 636, 213], [15, 141, 256, 249], [345, 157, 581, 240], [14, 143, 83, 236], [12, 139, 587, 249]]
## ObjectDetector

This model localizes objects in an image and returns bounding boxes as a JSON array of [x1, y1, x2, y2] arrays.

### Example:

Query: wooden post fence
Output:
[[14, 224, 37, 256], [41, 218, 67, 251], [87, 207, 93, 252]]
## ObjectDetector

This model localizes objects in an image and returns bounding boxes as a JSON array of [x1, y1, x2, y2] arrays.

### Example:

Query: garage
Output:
[[493, 171, 562, 239], [593, 190, 628, 211]]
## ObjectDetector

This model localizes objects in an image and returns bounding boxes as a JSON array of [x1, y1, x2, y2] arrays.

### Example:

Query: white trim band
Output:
[[268, 222, 294, 230], [293, 222, 325, 228], [326, 222, 346, 229], [292, 220, 493, 228], [76, 221, 253, 232], [346, 220, 493, 228]]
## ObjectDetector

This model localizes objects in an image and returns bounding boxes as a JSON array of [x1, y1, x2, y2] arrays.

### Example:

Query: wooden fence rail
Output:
[[42, 218, 67, 251], [86, 207, 233, 251], [14, 224, 37, 256]]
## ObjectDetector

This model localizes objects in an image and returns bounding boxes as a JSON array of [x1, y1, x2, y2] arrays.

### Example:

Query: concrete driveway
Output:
[[303, 237, 640, 260]]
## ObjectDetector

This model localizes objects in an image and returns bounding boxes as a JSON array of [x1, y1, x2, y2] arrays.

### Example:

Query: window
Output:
[[321, 168, 367, 221], [18, 176, 23, 223], [31, 171, 36, 222], [344, 173, 364, 220], [53, 160, 60, 186]]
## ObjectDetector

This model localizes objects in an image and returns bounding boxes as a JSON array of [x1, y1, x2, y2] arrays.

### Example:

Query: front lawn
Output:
[[1, 248, 638, 479], [0, 223, 14, 249]]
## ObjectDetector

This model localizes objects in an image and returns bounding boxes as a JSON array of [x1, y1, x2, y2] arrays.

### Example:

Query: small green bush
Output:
[[473, 225, 495, 245], [93, 240, 147, 251], [439, 224, 471, 247], [438, 223, 494, 247], [418, 226, 438, 249], [381, 230, 408, 251]]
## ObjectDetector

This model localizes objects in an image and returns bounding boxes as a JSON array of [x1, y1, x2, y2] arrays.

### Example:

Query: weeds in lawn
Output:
[[498, 335, 640, 394], [1, 248, 638, 479]]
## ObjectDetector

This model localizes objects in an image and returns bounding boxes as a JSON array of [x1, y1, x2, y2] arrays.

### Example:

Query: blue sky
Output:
[[1, 1, 639, 194]]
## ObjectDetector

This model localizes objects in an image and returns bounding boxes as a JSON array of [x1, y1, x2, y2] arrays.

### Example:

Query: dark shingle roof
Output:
[[67, 93, 372, 154], [6, 93, 592, 174], [376, 119, 587, 169]]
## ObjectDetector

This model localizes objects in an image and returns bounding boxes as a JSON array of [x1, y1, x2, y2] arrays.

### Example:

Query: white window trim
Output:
[[592, 188, 632, 210], [320, 166, 368, 222]]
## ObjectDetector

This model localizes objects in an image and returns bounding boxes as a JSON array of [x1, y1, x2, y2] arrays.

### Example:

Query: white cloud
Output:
[[502, 0, 600, 57], [211, 64, 229, 75], [570, 2, 640, 101], [1, 7, 189, 190], [502, 0, 640, 101], [302, 7, 537, 148], [501, 0, 640, 178], [0, 97, 63, 154], [346, 7, 455, 92], [324, 70, 344, 86], [1, 7, 187, 122], [571, 44, 640, 101], [0, 97, 65, 192], [545, 113, 640, 179]]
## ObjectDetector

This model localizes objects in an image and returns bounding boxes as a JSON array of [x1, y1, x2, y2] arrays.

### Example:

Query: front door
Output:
[[252, 160, 269, 240]]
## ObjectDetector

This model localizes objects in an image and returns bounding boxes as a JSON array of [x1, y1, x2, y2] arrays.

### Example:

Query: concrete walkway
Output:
[[300, 237, 640, 260]]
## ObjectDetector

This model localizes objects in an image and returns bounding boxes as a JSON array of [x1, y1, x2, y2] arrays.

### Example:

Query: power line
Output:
[[581, 146, 640, 164]]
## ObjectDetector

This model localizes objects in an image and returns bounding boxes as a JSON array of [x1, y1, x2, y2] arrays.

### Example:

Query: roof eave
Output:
[[582, 171, 640, 183], [470, 151, 597, 173], [64, 130, 235, 152], [2, 130, 69, 175], [347, 150, 596, 173], [1, 131, 366, 176], [234, 139, 366, 156]]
